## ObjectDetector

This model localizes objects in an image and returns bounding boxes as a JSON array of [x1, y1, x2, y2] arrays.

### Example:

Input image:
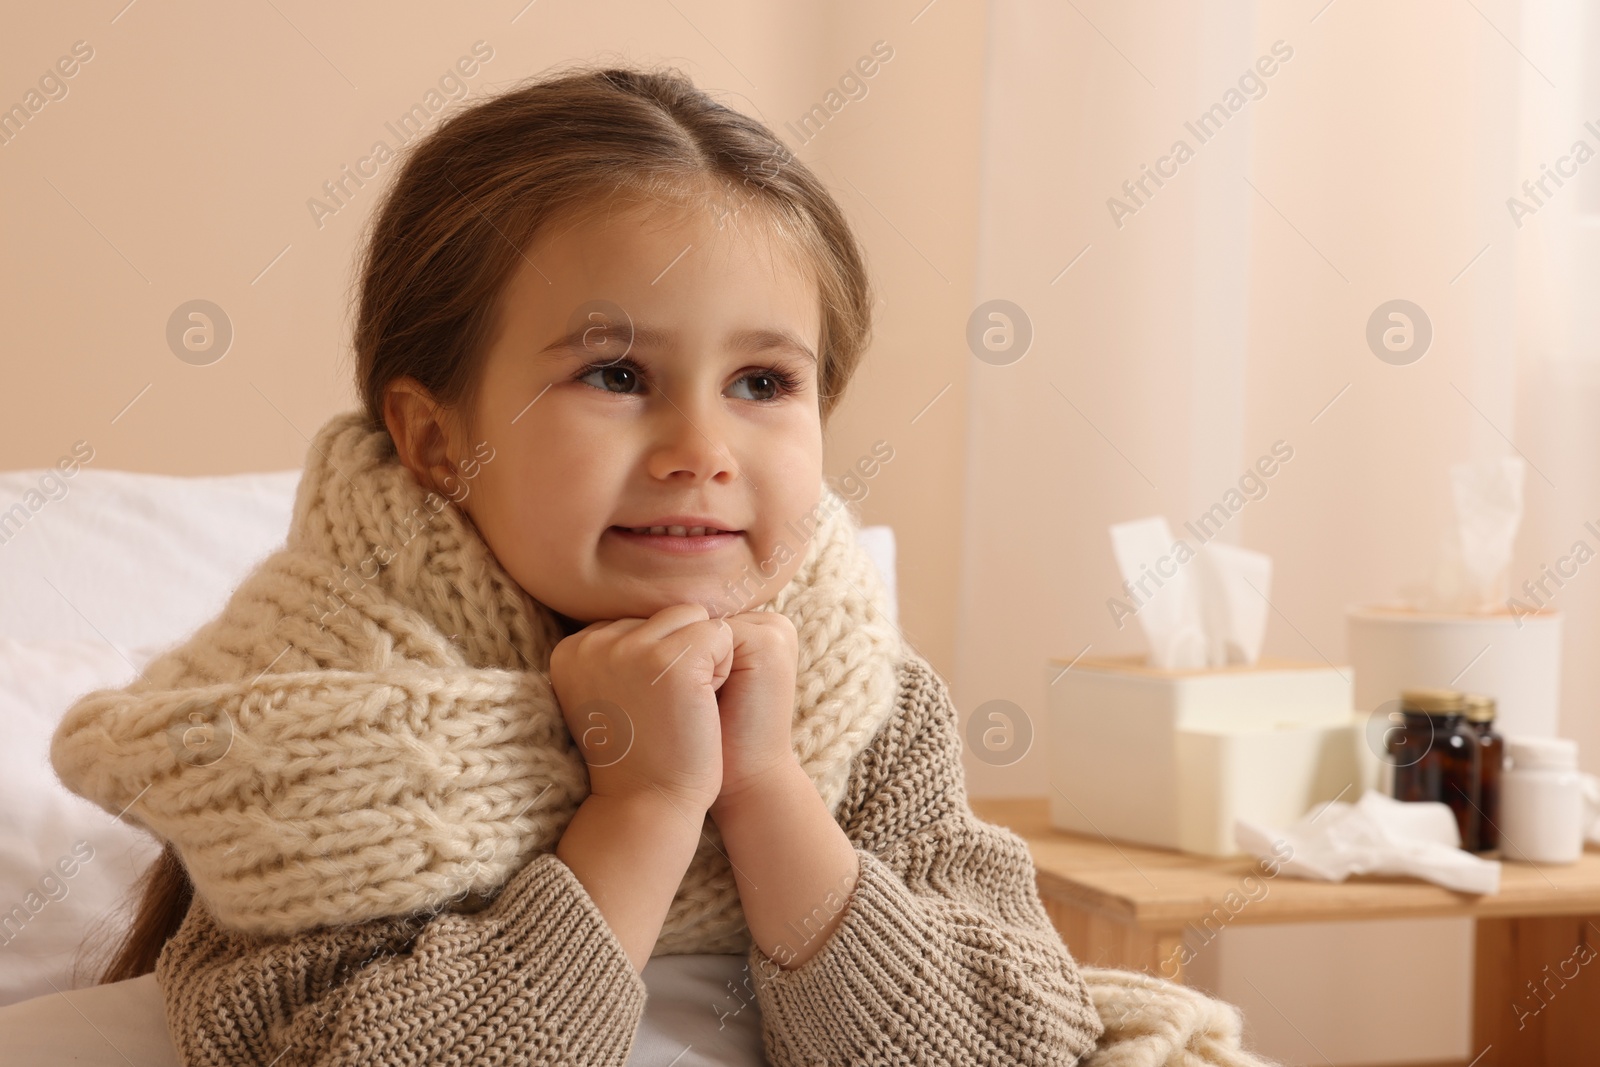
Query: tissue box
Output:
[[1347, 604, 1562, 739], [1044, 655, 1375, 856]]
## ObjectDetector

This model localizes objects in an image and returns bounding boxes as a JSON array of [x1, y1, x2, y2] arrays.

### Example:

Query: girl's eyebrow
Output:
[[539, 324, 817, 363]]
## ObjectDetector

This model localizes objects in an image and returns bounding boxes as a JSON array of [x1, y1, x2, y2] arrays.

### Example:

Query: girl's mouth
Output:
[[606, 526, 743, 554]]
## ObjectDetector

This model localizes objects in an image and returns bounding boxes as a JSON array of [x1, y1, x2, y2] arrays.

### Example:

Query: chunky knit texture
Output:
[[1079, 968, 1279, 1067], [51, 409, 1277, 1066], [49, 410, 902, 947], [146, 654, 1274, 1067]]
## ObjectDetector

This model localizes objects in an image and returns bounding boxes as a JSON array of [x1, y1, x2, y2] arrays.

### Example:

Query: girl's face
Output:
[[427, 195, 826, 627]]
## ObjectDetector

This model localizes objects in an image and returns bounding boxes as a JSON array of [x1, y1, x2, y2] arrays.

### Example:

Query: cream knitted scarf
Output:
[[50, 409, 904, 952]]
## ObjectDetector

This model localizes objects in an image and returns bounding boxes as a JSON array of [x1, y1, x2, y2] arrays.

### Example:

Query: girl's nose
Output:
[[644, 396, 739, 484]]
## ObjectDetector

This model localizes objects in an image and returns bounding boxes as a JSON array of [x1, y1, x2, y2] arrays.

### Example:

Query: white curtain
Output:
[[964, 0, 1592, 1061], [1514, 0, 1600, 764]]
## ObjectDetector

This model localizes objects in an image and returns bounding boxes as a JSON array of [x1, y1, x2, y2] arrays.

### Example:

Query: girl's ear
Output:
[[382, 376, 461, 500]]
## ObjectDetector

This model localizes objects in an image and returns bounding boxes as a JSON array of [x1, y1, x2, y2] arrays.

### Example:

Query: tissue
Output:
[[1402, 458, 1525, 612], [1235, 789, 1501, 895], [1110, 516, 1271, 669]]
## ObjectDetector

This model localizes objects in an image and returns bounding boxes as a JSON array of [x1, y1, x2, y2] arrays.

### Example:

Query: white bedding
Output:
[[0, 970, 177, 1066], [0, 952, 765, 1066]]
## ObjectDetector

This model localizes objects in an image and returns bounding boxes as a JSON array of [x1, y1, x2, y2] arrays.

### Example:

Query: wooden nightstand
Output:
[[970, 796, 1600, 1067]]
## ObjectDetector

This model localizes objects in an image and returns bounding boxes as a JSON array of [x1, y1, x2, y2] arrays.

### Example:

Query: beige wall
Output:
[[0, 1, 985, 677]]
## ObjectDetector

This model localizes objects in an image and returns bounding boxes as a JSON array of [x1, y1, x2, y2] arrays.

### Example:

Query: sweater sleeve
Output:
[[745, 653, 1105, 1067], [155, 849, 649, 1067]]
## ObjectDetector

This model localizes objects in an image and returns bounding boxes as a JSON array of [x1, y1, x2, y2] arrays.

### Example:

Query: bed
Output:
[[0, 460, 898, 1065]]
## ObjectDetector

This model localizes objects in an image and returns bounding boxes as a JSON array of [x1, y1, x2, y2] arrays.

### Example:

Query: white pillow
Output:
[[0, 467, 302, 648], [0, 638, 164, 1005], [855, 524, 898, 627], [0, 466, 301, 1003]]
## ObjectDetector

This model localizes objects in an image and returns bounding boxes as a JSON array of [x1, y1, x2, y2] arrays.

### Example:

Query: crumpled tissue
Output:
[[1401, 457, 1525, 612], [1110, 516, 1271, 669], [1234, 789, 1501, 895]]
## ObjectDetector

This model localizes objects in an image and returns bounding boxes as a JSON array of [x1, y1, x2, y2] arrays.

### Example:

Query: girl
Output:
[[51, 64, 1266, 1067]]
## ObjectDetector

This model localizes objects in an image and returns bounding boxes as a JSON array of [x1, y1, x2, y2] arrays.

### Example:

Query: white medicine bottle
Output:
[[1500, 737, 1584, 865]]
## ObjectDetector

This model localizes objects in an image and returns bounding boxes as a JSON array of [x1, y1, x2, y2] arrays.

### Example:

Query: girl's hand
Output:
[[549, 603, 734, 813], [710, 611, 801, 815]]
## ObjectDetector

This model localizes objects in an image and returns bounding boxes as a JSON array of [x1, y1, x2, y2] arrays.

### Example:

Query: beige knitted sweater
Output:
[[51, 411, 1276, 1067]]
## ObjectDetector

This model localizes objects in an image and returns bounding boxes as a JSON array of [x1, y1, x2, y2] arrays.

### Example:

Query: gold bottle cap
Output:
[[1400, 687, 1466, 714], [1463, 693, 1497, 723]]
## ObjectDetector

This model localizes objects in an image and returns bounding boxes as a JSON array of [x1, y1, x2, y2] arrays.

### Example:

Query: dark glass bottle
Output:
[[1464, 694, 1503, 853], [1389, 688, 1479, 850]]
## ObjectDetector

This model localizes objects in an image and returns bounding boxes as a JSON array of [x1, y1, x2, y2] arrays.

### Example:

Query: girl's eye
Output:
[[575, 360, 640, 394], [573, 359, 800, 402], [726, 368, 800, 402]]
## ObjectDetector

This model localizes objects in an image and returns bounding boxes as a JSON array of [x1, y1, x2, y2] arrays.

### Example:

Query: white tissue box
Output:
[[1347, 604, 1562, 739], [1044, 655, 1374, 856]]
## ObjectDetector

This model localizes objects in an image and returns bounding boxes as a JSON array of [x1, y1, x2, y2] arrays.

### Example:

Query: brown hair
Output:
[[91, 61, 873, 984], [354, 61, 875, 443], [79, 841, 191, 985]]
